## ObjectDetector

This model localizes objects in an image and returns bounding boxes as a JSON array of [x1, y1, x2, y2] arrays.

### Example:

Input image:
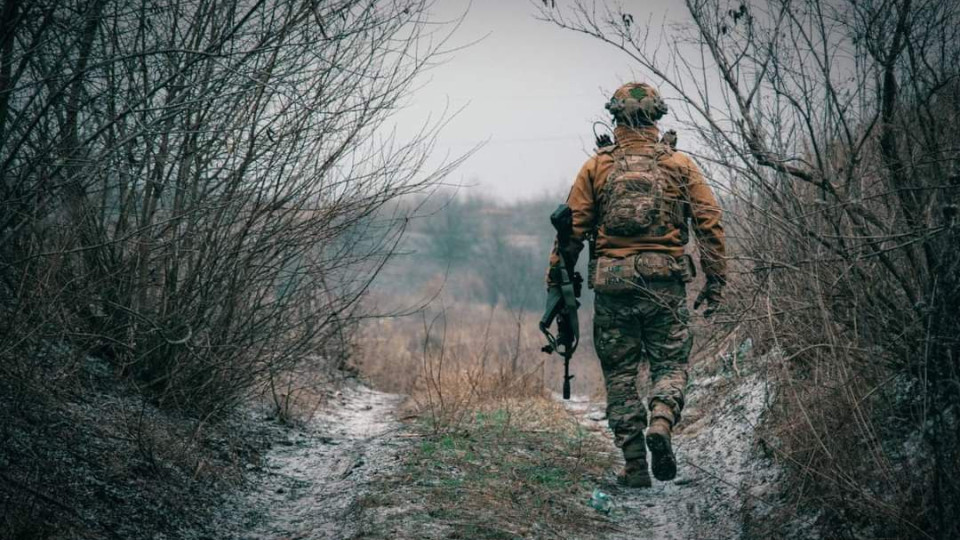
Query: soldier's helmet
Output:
[[605, 82, 668, 126]]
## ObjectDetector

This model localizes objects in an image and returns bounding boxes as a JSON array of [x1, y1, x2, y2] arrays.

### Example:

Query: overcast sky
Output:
[[390, 0, 687, 201]]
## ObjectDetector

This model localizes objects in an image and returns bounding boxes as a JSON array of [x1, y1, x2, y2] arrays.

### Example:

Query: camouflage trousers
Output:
[[594, 281, 692, 460]]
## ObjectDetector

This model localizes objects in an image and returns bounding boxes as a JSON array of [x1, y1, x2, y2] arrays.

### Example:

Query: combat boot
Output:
[[645, 418, 677, 481], [616, 457, 652, 488]]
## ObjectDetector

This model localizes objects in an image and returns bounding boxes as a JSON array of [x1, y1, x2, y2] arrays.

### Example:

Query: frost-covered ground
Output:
[[215, 384, 408, 539], [562, 356, 819, 540], [212, 357, 820, 540]]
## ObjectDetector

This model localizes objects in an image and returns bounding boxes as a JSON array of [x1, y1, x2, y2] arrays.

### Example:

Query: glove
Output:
[[694, 277, 724, 318]]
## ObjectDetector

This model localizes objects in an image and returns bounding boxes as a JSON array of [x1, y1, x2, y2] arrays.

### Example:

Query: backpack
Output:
[[598, 144, 670, 237]]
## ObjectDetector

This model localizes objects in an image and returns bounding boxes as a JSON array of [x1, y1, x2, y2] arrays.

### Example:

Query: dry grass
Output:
[[359, 372, 617, 539], [353, 299, 608, 402], [352, 301, 619, 539]]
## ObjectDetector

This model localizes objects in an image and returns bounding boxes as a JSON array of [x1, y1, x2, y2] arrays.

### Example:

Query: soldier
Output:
[[546, 82, 726, 487]]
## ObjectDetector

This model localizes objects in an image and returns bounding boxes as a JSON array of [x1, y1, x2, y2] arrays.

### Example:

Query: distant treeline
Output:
[[375, 191, 584, 312]]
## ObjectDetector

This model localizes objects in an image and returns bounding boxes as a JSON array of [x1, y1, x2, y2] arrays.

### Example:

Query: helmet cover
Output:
[[605, 83, 668, 125]]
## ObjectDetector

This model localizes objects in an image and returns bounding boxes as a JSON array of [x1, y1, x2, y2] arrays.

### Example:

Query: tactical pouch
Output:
[[593, 252, 686, 293], [593, 257, 639, 293], [677, 253, 697, 283]]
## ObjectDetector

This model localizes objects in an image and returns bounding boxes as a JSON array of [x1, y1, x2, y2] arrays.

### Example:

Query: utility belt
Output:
[[588, 252, 696, 294]]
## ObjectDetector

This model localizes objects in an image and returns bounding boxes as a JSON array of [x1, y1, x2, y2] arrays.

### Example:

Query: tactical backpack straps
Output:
[[653, 140, 693, 217], [653, 141, 672, 159], [596, 143, 617, 156]]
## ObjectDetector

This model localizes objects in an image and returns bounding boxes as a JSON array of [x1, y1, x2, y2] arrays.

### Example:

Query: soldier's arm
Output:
[[678, 153, 726, 282], [546, 157, 597, 283]]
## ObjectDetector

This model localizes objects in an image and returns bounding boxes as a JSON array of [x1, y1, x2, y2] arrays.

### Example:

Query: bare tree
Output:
[[0, 2, 462, 533], [0, 0, 463, 412], [540, 1, 959, 538]]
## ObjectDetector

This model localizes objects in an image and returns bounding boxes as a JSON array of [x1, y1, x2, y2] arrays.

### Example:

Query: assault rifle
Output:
[[540, 204, 583, 400]]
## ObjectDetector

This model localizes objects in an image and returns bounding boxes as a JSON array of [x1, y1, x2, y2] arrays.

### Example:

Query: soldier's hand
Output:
[[694, 293, 720, 318], [694, 277, 724, 319]]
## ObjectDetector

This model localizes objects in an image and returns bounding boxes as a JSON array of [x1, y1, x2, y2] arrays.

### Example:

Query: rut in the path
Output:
[[564, 361, 813, 540], [227, 385, 406, 540]]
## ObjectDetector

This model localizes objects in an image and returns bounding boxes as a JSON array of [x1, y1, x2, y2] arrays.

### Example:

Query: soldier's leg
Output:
[[642, 283, 693, 426], [594, 293, 646, 461], [639, 282, 691, 481]]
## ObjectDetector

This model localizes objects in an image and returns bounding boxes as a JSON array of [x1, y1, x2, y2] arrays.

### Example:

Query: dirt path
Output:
[[563, 363, 802, 539], [215, 364, 814, 539], [226, 384, 407, 540]]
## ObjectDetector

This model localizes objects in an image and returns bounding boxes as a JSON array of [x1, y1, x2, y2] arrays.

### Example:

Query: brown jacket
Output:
[[548, 125, 726, 282]]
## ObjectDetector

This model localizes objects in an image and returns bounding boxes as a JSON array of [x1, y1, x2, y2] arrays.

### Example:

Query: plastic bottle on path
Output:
[[589, 488, 613, 514]]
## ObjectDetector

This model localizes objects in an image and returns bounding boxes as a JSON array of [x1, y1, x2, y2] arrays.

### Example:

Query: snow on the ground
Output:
[[219, 384, 407, 540], [214, 360, 818, 539], [561, 361, 816, 540]]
